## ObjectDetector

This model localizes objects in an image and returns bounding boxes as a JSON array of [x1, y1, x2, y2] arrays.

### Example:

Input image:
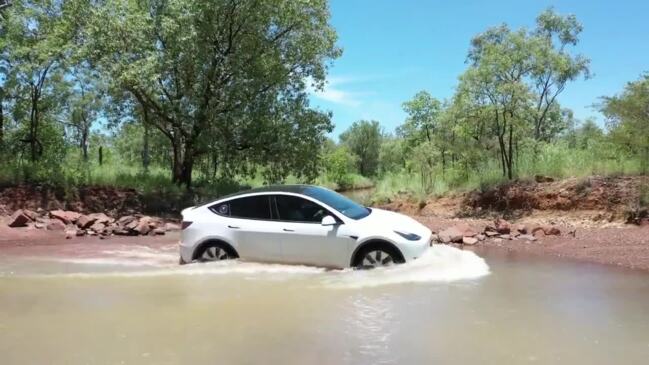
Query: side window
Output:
[[218, 196, 272, 220], [274, 195, 330, 223], [211, 203, 230, 216]]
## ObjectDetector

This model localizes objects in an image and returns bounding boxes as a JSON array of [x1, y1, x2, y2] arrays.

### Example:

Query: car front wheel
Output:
[[353, 242, 405, 269], [195, 242, 238, 262]]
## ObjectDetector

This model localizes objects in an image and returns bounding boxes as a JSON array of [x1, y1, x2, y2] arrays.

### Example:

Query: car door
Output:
[[215, 195, 283, 262], [273, 194, 354, 268]]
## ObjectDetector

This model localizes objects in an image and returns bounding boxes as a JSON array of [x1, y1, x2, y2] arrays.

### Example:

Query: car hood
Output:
[[357, 208, 431, 237]]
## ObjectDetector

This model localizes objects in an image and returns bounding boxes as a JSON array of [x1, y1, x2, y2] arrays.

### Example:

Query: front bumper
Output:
[[398, 234, 431, 262]]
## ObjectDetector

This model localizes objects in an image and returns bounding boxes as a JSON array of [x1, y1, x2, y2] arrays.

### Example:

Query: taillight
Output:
[[181, 221, 193, 230]]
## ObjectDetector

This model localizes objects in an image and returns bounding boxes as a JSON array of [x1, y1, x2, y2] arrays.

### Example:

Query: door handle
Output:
[[283, 228, 294, 232], [228, 225, 240, 229]]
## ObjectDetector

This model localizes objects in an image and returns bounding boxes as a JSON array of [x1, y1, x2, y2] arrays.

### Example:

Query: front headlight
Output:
[[394, 230, 421, 241]]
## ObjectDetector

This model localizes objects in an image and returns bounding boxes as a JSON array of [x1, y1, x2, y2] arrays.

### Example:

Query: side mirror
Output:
[[321, 215, 337, 226]]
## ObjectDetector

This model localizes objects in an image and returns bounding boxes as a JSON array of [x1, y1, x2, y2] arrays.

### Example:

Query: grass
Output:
[[2, 142, 646, 211], [369, 143, 646, 204]]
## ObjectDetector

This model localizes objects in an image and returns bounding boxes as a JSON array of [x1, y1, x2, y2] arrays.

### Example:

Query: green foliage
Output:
[[84, 0, 340, 187], [321, 145, 357, 189], [378, 137, 406, 175], [2, 3, 649, 213], [601, 73, 649, 174], [340, 120, 382, 176], [457, 8, 590, 179]]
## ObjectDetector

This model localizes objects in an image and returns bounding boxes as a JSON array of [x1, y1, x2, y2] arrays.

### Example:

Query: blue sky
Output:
[[310, 0, 649, 138]]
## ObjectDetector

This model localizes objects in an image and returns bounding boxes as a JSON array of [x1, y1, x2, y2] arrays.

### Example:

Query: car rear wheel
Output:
[[195, 242, 237, 262], [353, 242, 405, 269]]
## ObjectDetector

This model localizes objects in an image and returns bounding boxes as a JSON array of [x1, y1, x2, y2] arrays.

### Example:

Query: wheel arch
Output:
[[349, 239, 405, 267], [192, 238, 240, 261]]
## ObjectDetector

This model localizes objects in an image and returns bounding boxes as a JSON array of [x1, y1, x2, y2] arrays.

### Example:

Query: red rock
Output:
[[519, 234, 537, 242], [462, 236, 478, 245], [532, 227, 546, 238], [117, 215, 137, 226], [126, 219, 140, 231], [88, 213, 113, 225], [23, 209, 39, 221], [638, 218, 649, 227], [46, 219, 66, 231], [438, 226, 464, 243], [514, 224, 528, 234], [494, 218, 511, 234], [76, 215, 97, 229], [543, 225, 561, 236], [484, 230, 499, 237], [455, 223, 478, 237], [89, 222, 106, 234], [8, 210, 31, 227], [134, 220, 151, 235], [50, 210, 81, 224]]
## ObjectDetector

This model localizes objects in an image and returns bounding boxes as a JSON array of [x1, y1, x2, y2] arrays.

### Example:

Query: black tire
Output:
[[193, 241, 239, 263], [352, 241, 405, 269]]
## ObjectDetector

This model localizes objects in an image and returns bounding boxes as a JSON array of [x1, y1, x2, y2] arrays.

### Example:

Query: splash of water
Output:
[[321, 245, 490, 289], [12, 245, 489, 286]]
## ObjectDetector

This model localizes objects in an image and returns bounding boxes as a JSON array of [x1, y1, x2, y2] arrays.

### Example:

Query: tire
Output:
[[194, 241, 238, 263], [352, 241, 405, 269]]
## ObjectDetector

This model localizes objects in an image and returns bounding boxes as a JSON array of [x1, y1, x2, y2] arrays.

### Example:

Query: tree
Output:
[[340, 120, 382, 176], [601, 74, 649, 174], [66, 66, 104, 161], [400, 91, 442, 147], [575, 118, 603, 150], [530, 8, 590, 141], [378, 136, 406, 175], [322, 144, 357, 189], [457, 8, 589, 179], [2, 0, 81, 162], [85, 0, 340, 188]]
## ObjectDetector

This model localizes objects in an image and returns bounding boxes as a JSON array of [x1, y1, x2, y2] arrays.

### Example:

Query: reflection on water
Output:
[[344, 293, 396, 365], [1, 243, 649, 364]]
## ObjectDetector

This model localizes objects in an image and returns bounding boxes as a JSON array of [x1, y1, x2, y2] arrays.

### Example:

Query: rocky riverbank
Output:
[[5, 208, 180, 239]]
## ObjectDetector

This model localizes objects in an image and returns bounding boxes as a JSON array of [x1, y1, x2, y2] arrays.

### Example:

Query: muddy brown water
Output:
[[1, 241, 649, 365]]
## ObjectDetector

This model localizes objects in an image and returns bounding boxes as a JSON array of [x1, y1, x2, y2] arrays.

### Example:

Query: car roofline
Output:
[[198, 188, 350, 223]]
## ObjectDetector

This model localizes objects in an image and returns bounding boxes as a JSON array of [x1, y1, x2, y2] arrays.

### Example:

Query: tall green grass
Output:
[[370, 143, 645, 204]]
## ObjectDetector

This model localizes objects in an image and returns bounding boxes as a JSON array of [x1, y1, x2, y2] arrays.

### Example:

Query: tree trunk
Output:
[[170, 138, 194, 188], [142, 122, 150, 171], [29, 88, 40, 162], [98, 146, 103, 166], [81, 122, 89, 161], [507, 124, 514, 180], [0, 99, 4, 146]]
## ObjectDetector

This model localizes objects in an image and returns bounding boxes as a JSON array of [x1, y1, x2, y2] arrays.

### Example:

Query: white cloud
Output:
[[307, 76, 368, 107]]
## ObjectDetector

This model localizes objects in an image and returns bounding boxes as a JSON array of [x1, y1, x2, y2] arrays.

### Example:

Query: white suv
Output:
[[180, 185, 431, 269]]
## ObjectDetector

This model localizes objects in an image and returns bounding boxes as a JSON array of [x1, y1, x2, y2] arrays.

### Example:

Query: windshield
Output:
[[302, 186, 370, 220]]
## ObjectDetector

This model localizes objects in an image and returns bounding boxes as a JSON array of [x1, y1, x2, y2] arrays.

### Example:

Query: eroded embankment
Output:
[[378, 175, 649, 226]]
